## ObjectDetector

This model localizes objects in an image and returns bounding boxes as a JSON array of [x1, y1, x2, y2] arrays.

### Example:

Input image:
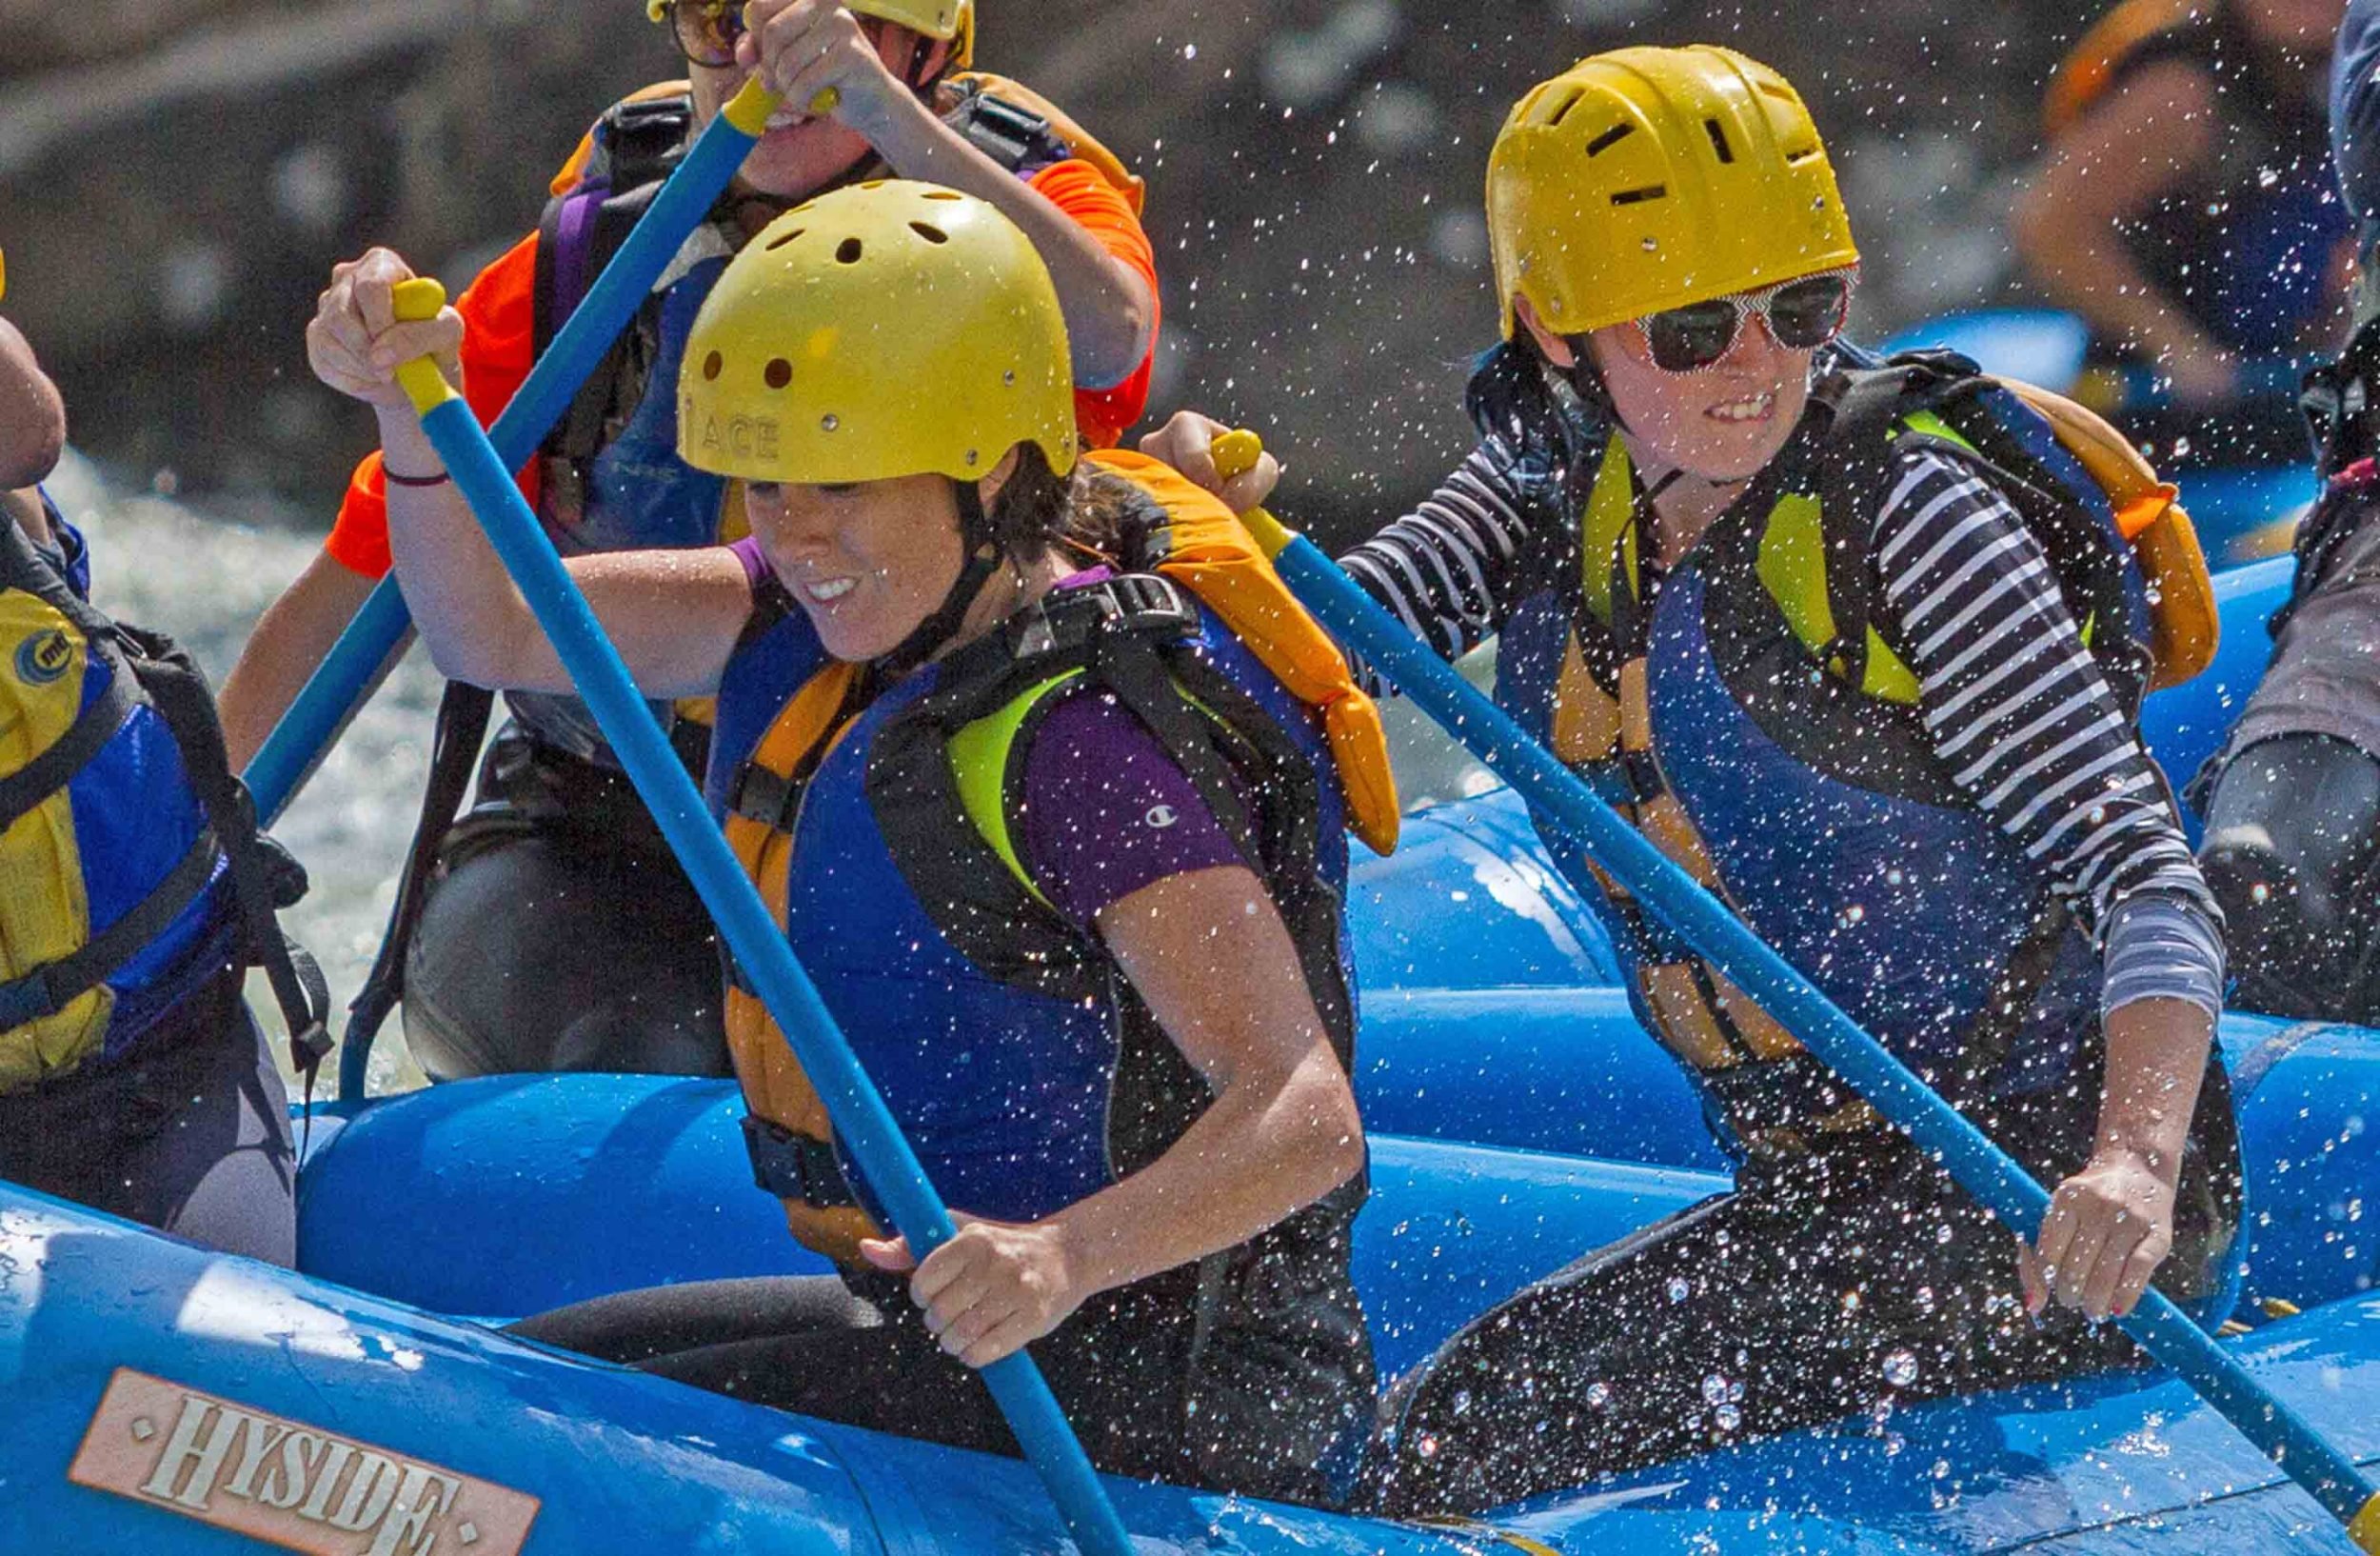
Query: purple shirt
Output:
[[737, 546, 1247, 927]]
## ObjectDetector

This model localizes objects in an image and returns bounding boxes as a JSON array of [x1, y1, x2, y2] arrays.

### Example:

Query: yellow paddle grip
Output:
[[2351, 1490, 2380, 1554], [1209, 429, 1297, 560], [387, 278, 457, 415]]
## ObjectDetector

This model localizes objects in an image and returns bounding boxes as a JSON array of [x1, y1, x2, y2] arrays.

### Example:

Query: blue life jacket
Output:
[[0, 498, 327, 1087], [1475, 347, 2187, 1158], [704, 479, 1378, 1486]]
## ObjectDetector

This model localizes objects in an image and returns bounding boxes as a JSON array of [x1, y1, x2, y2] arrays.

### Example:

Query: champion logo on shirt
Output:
[[1144, 804, 1180, 830]]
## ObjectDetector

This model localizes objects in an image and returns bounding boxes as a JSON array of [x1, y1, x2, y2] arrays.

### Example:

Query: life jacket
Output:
[[510, 72, 1140, 764], [2041, 0, 2346, 359], [0, 501, 329, 1091], [709, 449, 1395, 1257], [704, 452, 1388, 1470], [1491, 352, 2212, 1154]]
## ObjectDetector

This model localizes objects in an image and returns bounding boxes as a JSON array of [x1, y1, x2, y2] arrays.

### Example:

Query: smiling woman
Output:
[[305, 178, 1378, 1507], [1141, 42, 2245, 1516]]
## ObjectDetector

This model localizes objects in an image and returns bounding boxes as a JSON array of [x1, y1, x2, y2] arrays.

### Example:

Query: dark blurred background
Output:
[[0, 0, 2091, 540]]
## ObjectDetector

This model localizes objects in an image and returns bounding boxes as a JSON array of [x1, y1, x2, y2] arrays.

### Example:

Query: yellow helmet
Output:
[[1486, 45, 1859, 340], [645, 1, 975, 69], [677, 179, 1076, 485]]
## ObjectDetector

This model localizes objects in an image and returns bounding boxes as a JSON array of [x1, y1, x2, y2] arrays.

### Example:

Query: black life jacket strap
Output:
[[341, 680, 497, 1071], [120, 625, 332, 1081], [0, 828, 221, 1036], [741, 1113, 861, 1208]]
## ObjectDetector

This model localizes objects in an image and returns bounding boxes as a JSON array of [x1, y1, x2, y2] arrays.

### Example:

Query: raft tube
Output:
[[7, 1070, 2376, 1552]]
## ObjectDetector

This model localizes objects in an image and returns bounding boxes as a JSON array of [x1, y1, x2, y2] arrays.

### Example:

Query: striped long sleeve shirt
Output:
[[1339, 440, 2226, 1022]]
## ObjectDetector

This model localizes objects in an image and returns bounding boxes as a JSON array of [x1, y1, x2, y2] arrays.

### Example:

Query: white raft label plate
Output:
[[69, 1366, 540, 1556]]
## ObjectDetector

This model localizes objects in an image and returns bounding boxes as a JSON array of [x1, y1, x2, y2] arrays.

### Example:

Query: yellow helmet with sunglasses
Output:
[[1486, 44, 1858, 342], [646, 0, 976, 70]]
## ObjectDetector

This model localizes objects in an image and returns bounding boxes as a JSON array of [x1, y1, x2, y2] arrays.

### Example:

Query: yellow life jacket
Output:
[[0, 504, 329, 1089], [718, 449, 1396, 1262], [0, 531, 115, 1082]]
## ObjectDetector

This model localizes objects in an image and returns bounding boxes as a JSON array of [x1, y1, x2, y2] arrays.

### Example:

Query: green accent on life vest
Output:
[[1755, 492, 1836, 664], [946, 668, 1082, 910], [1580, 440, 1638, 628]]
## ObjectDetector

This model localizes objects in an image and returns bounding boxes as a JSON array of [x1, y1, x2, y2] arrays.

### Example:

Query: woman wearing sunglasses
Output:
[[221, 0, 1159, 1087], [1150, 44, 2241, 1513]]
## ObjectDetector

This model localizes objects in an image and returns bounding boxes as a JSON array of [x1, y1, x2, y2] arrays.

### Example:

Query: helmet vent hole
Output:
[[1583, 122, 1634, 157], [1703, 119, 1735, 164], [1756, 80, 1798, 102], [836, 238, 865, 264], [764, 228, 807, 251], [909, 222, 950, 244], [1609, 185, 1667, 207], [1785, 144, 1821, 165], [922, 190, 964, 201], [764, 359, 792, 389], [1543, 89, 1584, 128], [702, 350, 724, 381]]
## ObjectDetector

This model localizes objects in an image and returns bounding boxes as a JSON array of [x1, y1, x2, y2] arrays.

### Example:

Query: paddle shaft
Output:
[[1218, 469, 2380, 1545], [241, 79, 789, 829], [389, 290, 1134, 1556]]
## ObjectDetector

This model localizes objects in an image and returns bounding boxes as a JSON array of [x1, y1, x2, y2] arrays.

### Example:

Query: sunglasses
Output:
[[663, 1, 749, 68], [664, 2, 902, 70], [1629, 269, 1855, 373]]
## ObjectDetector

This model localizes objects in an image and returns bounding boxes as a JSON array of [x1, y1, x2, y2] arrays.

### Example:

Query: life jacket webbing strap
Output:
[[0, 828, 218, 1035], [0, 650, 136, 832], [343, 680, 496, 1065], [129, 636, 332, 1075]]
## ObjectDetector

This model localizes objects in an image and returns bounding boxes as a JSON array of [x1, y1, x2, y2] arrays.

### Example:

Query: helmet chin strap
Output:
[[871, 479, 1005, 682]]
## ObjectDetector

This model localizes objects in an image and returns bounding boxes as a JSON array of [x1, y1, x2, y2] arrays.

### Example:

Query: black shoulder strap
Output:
[[115, 624, 331, 1080], [340, 681, 495, 1069]]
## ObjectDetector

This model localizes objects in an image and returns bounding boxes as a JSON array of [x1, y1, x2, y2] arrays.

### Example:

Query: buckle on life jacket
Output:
[[741, 1114, 859, 1208], [1009, 573, 1199, 661]]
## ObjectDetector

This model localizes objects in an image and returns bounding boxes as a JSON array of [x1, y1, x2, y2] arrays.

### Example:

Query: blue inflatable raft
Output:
[[7, 553, 2375, 1550]]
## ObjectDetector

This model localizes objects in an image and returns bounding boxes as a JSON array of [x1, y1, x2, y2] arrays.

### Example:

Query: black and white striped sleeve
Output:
[[1337, 443, 1555, 667], [1870, 448, 2225, 1020]]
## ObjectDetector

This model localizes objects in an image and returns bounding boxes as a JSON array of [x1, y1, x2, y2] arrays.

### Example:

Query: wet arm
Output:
[[217, 552, 392, 772], [0, 317, 66, 492], [1874, 449, 2219, 1311], [843, 95, 1153, 389], [1046, 865, 1365, 1293], [376, 410, 751, 699]]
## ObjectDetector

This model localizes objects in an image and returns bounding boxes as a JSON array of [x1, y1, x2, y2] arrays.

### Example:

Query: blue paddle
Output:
[[241, 78, 824, 828], [382, 275, 1134, 1556], [1210, 432, 2380, 1550]]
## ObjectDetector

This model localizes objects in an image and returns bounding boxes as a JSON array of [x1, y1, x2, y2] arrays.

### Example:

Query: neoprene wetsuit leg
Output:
[[401, 729, 729, 1080], [2198, 732, 2380, 1022]]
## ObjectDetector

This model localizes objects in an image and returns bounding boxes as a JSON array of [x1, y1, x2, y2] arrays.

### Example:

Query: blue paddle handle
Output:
[[407, 389, 1134, 1556], [243, 83, 779, 829], [1261, 528, 2380, 1542]]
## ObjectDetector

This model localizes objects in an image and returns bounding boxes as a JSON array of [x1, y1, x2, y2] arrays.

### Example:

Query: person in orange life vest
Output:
[[307, 182, 1377, 1504], [220, 0, 1160, 1084]]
